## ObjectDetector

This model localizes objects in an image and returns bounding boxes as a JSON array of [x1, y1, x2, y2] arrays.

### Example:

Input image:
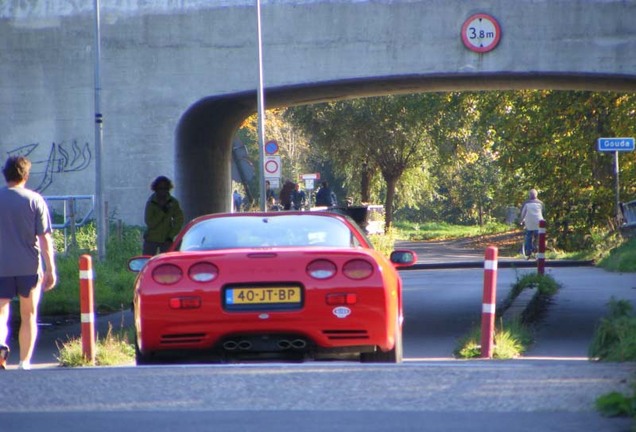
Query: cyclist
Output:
[[520, 188, 544, 259]]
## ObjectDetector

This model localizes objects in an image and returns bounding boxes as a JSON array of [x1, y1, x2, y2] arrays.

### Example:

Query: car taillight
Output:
[[169, 296, 201, 309], [342, 259, 374, 280], [307, 259, 337, 279], [189, 262, 219, 282], [152, 264, 183, 285], [326, 293, 357, 305]]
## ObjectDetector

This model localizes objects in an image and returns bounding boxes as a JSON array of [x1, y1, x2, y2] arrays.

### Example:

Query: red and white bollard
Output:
[[480, 246, 498, 359], [537, 220, 546, 275], [79, 254, 96, 365]]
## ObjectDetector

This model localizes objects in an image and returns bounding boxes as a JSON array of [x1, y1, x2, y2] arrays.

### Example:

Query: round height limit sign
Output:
[[461, 13, 501, 53], [264, 155, 281, 177]]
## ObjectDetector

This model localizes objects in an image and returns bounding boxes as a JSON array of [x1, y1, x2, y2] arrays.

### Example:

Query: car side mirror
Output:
[[390, 250, 417, 267], [128, 257, 150, 272]]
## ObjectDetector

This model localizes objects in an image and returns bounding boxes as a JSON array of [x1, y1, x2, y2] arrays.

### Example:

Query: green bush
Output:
[[368, 228, 397, 258]]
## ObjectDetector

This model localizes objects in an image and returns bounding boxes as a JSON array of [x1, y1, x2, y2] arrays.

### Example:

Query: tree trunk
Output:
[[384, 175, 398, 232], [360, 162, 372, 203]]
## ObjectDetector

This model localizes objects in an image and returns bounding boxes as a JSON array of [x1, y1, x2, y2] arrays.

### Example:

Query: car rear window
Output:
[[180, 214, 360, 251]]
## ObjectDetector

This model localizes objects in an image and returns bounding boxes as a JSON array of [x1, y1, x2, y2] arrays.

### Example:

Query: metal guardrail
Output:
[[621, 199, 636, 227], [44, 195, 95, 253], [45, 195, 95, 229]]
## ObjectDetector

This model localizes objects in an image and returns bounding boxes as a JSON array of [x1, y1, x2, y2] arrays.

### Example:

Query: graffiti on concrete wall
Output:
[[7, 141, 92, 192]]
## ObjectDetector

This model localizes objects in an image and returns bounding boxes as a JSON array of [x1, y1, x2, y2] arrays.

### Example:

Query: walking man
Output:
[[0, 156, 57, 370], [520, 188, 545, 259]]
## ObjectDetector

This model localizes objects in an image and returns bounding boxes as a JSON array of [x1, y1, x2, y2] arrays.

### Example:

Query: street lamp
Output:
[[93, 0, 106, 260], [256, 0, 267, 211]]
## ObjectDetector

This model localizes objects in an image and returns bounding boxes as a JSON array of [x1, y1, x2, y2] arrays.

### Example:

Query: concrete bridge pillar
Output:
[[176, 94, 255, 221]]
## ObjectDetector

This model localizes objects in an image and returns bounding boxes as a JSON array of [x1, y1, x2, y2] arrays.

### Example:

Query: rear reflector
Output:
[[189, 262, 219, 282], [307, 259, 337, 280], [342, 259, 374, 280], [169, 296, 202, 310], [152, 264, 183, 285], [326, 293, 357, 305]]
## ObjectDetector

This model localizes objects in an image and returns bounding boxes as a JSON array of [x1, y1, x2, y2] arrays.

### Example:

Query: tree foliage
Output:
[[237, 91, 636, 250], [286, 95, 438, 230]]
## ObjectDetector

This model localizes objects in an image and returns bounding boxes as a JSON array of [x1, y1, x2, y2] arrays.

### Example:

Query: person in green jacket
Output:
[[142, 176, 184, 255]]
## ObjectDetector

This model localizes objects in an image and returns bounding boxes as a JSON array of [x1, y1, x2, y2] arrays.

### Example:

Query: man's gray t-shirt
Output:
[[0, 186, 52, 277]]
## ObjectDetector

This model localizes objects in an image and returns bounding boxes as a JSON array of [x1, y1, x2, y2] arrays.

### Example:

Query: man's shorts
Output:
[[0, 275, 40, 299]]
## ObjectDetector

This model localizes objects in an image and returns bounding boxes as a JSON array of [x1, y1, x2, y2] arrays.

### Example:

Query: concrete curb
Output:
[[402, 260, 595, 270], [501, 288, 537, 322]]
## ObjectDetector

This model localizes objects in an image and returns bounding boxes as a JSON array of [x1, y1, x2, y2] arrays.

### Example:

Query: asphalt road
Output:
[[2, 240, 636, 431], [1, 361, 634, 432]]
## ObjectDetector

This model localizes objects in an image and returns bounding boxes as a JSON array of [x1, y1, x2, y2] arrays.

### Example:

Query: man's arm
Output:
[[519, 203, 528, 224], [38, 232, 57, 291]]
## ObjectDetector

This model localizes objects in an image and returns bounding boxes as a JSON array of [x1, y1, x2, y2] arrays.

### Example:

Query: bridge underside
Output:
[[176, 73, 636, 222]]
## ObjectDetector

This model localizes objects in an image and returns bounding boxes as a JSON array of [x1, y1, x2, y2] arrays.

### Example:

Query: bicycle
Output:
[[520, 225, 539, 260]]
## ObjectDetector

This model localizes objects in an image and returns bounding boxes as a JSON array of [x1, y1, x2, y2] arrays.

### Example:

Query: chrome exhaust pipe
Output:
[[223, 340, 239, 351], [277, 340, 292, 350], [291, 339, 307, 349], [237, 340, 252, 350]]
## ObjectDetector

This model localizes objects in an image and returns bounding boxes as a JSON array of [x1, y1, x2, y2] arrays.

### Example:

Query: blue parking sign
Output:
[[597, 137, 635, 152]]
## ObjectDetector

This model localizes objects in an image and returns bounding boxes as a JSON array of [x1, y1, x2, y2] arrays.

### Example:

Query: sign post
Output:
[[597, 137, 635, 223]]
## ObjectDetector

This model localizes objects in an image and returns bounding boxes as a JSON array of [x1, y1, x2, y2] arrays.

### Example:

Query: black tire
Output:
[[360, 326, 403, 364], [521, 233, 537, 259], [134, 335, 155, 365]]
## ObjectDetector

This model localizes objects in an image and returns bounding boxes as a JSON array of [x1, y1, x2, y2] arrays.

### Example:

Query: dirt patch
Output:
[[459, 230, 524, 257]]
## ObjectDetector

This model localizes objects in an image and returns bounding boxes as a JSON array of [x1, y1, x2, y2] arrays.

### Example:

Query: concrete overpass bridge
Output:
[[1, 0, 635, 225]]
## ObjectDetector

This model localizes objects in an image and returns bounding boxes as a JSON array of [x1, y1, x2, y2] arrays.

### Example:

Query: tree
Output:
[[288, 95, 437, 230], [238, 109, 311, 208]]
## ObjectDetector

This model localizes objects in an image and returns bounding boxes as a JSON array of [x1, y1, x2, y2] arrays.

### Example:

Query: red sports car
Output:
[[128, 211, 416, 364]]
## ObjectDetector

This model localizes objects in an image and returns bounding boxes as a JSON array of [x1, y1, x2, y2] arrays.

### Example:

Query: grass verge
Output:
[[591, 299, 636, 425], [56, 323, 135, 367], [393, 220, 512, 241], [454, 319, 532, 359]]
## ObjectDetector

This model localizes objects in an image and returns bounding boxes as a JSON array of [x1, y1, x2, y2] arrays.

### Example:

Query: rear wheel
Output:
[[360, 327, 403, 364], [134, 335, 156, 365], [522, 231, 539, 259]]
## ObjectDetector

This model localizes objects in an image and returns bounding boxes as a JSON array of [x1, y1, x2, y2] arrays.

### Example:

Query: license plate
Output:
[[225, 287, 302, 305]]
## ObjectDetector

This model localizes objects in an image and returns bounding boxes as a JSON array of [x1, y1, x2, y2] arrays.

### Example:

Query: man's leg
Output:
[[158, 241, 173, 253], [0, 298, 10, 347], [18, 283, 42, 365], [0, 299, 11, 369], [142, 240, 154, 255], [524, 230, 533, 257]]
